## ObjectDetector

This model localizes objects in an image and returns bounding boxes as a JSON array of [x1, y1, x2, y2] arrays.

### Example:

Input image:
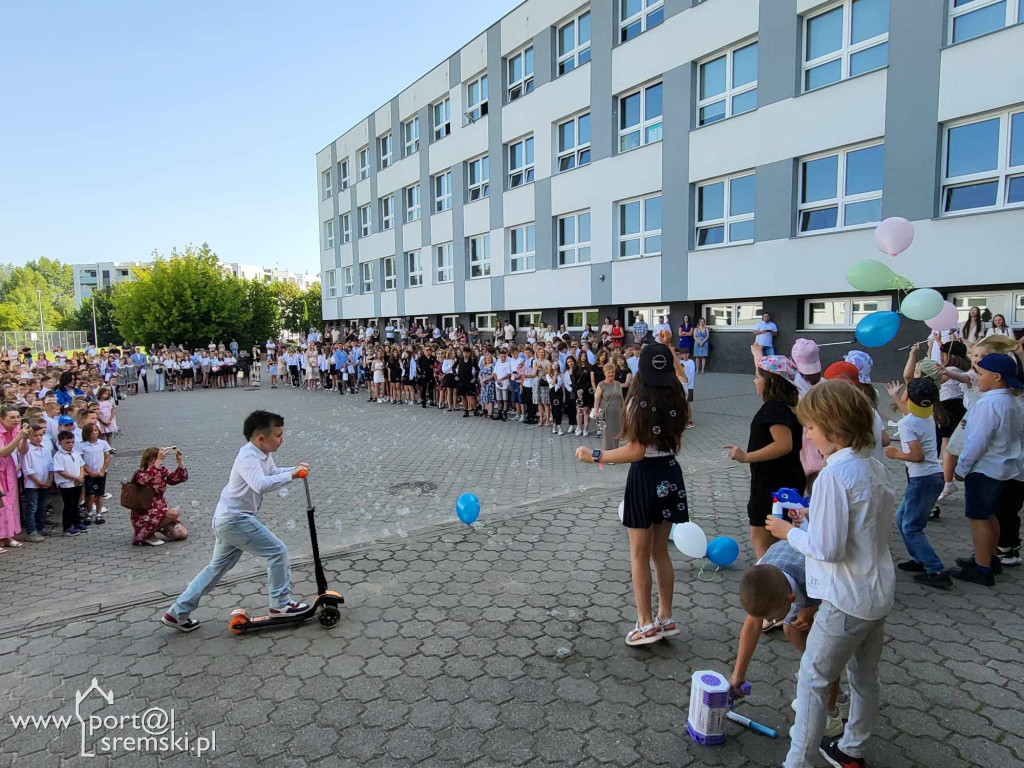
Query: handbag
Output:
[[120, 473, 156, 511]]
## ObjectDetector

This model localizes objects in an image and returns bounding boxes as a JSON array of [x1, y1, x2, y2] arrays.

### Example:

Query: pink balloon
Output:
[[874, 217, 915, 257], [925, 301, 959, 331]]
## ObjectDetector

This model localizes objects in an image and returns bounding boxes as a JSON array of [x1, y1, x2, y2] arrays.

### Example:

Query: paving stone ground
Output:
[[1, 375, 1022, 767]]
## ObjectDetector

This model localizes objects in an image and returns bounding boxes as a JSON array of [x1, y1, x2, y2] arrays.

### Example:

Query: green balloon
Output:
[[846, 260, 896, 292]]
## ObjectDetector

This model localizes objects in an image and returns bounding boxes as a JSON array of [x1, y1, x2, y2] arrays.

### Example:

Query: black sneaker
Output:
[[955, 555, 1002, 575], [819, 737, 865, 768], [997, 546, 1022, 566], [914, 571, 952, 589], [897, 560, 925, 573], [161, 613, 201, 632], [950, 560, 995, 586], [929, 506, 940, 520]]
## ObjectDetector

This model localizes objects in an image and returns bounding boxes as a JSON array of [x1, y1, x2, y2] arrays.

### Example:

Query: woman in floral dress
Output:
[[131, 447, 189, 546], [479, 353, 496, 418]]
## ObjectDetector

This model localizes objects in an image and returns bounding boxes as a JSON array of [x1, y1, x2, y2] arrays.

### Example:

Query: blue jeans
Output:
[[21, 487, 48, 534], [169, 514, 292, 618], [896, 472, 945, 573], [761, 345, 775, 356]]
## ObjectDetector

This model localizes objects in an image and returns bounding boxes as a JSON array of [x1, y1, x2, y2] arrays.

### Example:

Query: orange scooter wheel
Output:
[[229, 609, 249, 635]]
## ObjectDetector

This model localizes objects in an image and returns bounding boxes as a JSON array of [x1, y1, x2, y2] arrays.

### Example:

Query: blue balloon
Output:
[[855, 310, 900, 348], [706, 536, 740, 567], [456, 493, 480, 525]]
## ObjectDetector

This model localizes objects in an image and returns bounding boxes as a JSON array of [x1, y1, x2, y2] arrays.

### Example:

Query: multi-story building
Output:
[[316, 0, 1024, 375], [220, 263, 319, 290]]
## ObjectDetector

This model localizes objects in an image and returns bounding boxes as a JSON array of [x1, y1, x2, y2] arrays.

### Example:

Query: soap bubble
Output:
[[652, 426, 661, 435], [640, 401, 647, 408], [190, 501, 199, 509], [670, 410, 677, 417], [285, 519, 296, 529], [555, 647, 573, 659], [548, 610, 560, 617], [278, 488, 289, 498], [578, 485, 586, 492]]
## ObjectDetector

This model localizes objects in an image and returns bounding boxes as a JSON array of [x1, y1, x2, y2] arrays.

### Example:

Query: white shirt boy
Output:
[[53, 447, 85, 489], [23, 443, 53, 489], [214, 443, 294, 523], [79, 440, 111, 474]]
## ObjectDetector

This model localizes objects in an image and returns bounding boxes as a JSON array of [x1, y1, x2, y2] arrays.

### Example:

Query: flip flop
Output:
[[656, 617, 680, 638], [625, 621, 662, 646]]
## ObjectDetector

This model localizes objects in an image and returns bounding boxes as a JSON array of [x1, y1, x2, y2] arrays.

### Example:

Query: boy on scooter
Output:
[[162, 410, 311, 632]]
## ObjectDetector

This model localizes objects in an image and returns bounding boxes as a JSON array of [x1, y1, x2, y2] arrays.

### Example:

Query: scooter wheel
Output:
[[318, 606, 341, 628], [229, 610, 249, 635]]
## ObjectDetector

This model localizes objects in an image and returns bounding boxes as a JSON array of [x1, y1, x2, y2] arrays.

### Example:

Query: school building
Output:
[[315, 0, 1024, 376]]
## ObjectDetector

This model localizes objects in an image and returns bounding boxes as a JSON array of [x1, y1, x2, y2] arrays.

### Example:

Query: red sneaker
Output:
[[819, 737, 865, 768]]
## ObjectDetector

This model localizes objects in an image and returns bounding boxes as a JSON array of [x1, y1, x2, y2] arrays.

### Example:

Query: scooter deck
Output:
[[229, 592, 343, 634]]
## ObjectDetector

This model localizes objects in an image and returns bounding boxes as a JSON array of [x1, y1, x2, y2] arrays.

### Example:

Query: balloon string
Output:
[[696, 558, 720, 582], [816, 340, 856, 347]]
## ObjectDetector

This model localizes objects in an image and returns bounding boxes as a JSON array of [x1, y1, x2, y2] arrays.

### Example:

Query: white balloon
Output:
[[673, 521, 708, 559], [617, 501, 625, 522]]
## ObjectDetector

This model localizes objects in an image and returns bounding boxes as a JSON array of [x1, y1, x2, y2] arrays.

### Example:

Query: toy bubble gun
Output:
[[687, 671, 777, 745], [772, 488, 810, 519]]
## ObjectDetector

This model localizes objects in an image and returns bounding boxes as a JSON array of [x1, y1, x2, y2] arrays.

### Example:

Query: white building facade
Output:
[[316, 0, 1024, 374]]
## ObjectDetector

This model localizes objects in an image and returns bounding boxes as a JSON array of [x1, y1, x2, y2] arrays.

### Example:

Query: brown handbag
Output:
[[120, 472, 156, 511]]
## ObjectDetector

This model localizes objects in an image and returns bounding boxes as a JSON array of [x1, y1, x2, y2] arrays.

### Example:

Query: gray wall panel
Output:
[[534, 178, 553, 271], [591, 265, 612, 306], [448, 53, 461, 90], [534, 27, 554, 89], [589, 2, 614, 163], [487, 25, 505, 229], [391, 98, 405, 316], [451, 163, 466, 313], [757, 0, 798, 108], [661, 63, 692, 301], [754, 159, 796, 242]]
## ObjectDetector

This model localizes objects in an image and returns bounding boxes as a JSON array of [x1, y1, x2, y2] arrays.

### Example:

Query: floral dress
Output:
[[479, 363, 496, 404], [131, 465, 188, 545]]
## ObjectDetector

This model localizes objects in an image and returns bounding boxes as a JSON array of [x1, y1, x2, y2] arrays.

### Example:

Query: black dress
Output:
[[455, 359, 477, 397], [623, 450, 689, 529], [746, 401, 805, 526]]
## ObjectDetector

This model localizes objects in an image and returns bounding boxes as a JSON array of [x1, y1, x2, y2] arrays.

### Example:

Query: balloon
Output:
[[890, 274, 915, 291], [672, 521, 707, 559], [706, 536, 740, 567], [925, 301, 960, 331], [874, 217, 915, 257], [855, 311, 901, 348], [900, 288, 945, 322], [455, 493, 480, 525], [846, 260, 896, 292], [618, 501, 625, 523]]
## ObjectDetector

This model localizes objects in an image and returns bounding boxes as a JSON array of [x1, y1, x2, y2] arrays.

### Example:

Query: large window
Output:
[[941, 108, 1023, 215], [382, 256, 397, 291], [557, 211, 592, 266], [805, 296, 892, 328], [466, 75, 488, 121], [517, 311, 543, 329], [321, 168, 332, 200], [343, 266, 354, 296], [803, 0, 889, 92], [620, 0, 664, 42], [323, 219, 334, 250], [557, 113, 591, 172], [406, 250, 424, 287], [432, 97, 451, 140], [403, 116, 420, 157], [949, 291, 1024, 325], [696, 173, 755, 247], [358, 147, 370, 180], [509, 224, 536, 273], [698, 41, 758, 126], [565, 308, 599, 331], [435, 243, 453, 283], [618, 194, 662, 259], [442, 315, 459, 330], [379, 133, 393, 169], [507, 46, 534, 102], [799, 142, 884, 232], [405, 184, 421, 222], [358, 204, 372, 238], [467, 155, 490, 201], [434, 170, 453, 213], [361, 261, 374, 293], [626, 305, 670, 330], [558, 9, 592, 75], [468, 234, 491, 278], [619, 82, 663, 152], [476, 313, 499, 331], [508, 136, 535, 188], [950, 0, 1024, 44], [326, 270, 337, 298], [702, 302, 763, 328], [379, 195, 395, 231], [341, 213, 351, 244], [338, 159, 350, 190]]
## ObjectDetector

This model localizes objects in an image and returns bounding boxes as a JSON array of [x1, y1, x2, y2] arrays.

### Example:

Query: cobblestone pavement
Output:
[[1, 375, 1022, 767]]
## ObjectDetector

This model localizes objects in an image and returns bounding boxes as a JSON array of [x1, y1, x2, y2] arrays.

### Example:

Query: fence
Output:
[[1, 331, 89, 354]]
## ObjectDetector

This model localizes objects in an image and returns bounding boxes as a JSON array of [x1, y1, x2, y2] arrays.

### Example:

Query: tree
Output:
[[277, 282, 322, 335], [0, 267, 64, 330], [237, 278, 280, 348], [61, 288, 118, 346]]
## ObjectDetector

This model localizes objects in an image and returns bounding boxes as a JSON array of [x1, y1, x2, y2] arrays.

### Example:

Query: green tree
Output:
[[238, 278, 281, 348], [61, 288, 119, 346], [277, 281, 322, 334], [0, 267, 64, 330]]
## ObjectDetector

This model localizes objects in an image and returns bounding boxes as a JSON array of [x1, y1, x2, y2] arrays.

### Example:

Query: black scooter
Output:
[[229, 471, 343, 634]]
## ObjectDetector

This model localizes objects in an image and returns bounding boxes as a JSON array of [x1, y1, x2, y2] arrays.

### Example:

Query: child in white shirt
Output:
[[53, 431, 87, 536], [80, 424, 111, 525]]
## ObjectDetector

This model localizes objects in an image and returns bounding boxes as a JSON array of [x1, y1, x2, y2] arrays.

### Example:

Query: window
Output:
[[379, 133, 393, 169], [619, 82, 663, 152], [626, 305, 670, 330], [509, 224, 536, 272], [1017, 294, 1024, 326], [558, 10, 592, 75], [341, 213, 351, 244], [405, 184, 422, 222], [442, 315, 459, 330], [803, 0, 889, 92], [941, 108, 1024, 214], [620, 0, 664, 42], [380, 195, 395, 231], [327, 269, 337, 298], [702, 302, 763, 328], [557, 211, 592, 265], [950, 0, 1023, 44], [358, 147, 370, 180], [434, 170, 453, 212], [507, 46, 534, 102], [343, 266, 355, 296], [361, 261, 374, 293], [407, 250, 424, 287], [617, 194, 662, 258], [359, 204, 372, 238], [403, 117, 420, 157], [338, 159, 350, 190], [432, 97, 451, 140], [949, 291, 1017, 324], [435, 243, 453, 283], [468, 234, 491, 278], [323, 219, 335, 250], [517, 311, 543, 329], [321, 168, 333, 200], [799, 142, 884, 232], [557, 113, 591, 172], [467, 155, 490, 201], [805, 296, 892, 328], [508, 136, 535, 188], [565, 308, 599, 331], [698, 41, 758, 126], [382, 256, 397, 291], [696, 173, 755, 247], [476, 313, 499, 330], [466, 75, 489, 121]]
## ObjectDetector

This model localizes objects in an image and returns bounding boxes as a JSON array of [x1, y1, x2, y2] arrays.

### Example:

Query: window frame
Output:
[[465, 74, 489, 122], [432, 97, 451, 141], [506, 46, 535, 103], [695, 172, 756, 249], [508, 224, 537, 274], [803, 295, 893, 329], [433, 170, 453, 213], [360, 261, 374, 293], [625, 305, 670, 331], [620, 0, 664, 43], [801, 0, 890, 93], [435, 243, 454, 284], [338, 159, 350, 191], [797, 140, 885, 234], [379, 195, 395, 231], [321, 168, 333, 200], [948, 290, 1024, 326], [326, 269, 337, 298], [405, 184, 422, 222], [516, 311, 543, 330], [701, 302, 764, 330], [564, 308, 600, 332], [476, 313, 500, 331], [468, 234, 491, 279], [378, 133, 393, 169], [557, 9, 592, 75], [406, 250, 424, 288], [382, 256, 397, 292], [340, 213, 351, 244], [358, 204, 372, 238], [508, 136, 535, 189], [617, 193, 663, 260], [557, 112, 592, 173], [940, 107, 1024, 216], [618, 81, 663, 153], [358, 147, 370, 180], [949, 0, 1023, 44], [697, 40, 759, 127], [557, 210, 592, 266], [323, 219, 335, 250], [343, 266, 355, 296], [442, 315, 459, 331], [403, 116, 420, 157], [467, 154, 490, 201]]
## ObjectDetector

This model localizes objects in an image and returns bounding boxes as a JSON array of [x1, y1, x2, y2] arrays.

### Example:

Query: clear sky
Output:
[[0, 0, 517, 277]]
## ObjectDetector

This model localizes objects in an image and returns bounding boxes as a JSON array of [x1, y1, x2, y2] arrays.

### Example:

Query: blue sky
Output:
[[0, 0, 516, 277]]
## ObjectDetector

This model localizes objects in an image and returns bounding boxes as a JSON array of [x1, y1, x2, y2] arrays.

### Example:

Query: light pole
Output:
[[35, 289, 44, 343], [91, 298, 99, 347]]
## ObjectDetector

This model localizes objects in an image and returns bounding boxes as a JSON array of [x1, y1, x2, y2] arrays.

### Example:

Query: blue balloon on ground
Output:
[[855, 311, 900, 348], [706, 536, 740, 567], [456, 493, 480, 524]]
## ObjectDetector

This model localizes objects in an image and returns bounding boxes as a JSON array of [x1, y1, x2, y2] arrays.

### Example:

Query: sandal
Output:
[[625, 621, 662, 646], [142, 538, 164, 546], [656, 617, 680, 638], [5, 539, 23, 548]]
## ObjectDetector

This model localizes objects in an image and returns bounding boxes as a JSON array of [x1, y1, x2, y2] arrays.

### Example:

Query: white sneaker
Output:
[[551, 426, 557, 434], [575, 428, 582, 436], [557, 428, 563, 436], [937, 482, 958, 502], [582, 429, 589, 436]]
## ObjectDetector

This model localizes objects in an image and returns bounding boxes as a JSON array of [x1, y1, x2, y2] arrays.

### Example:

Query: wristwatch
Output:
[[592, 450, 602, 463]]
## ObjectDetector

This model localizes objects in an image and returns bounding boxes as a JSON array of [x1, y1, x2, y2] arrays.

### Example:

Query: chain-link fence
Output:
[[1, 330, 89, 354]]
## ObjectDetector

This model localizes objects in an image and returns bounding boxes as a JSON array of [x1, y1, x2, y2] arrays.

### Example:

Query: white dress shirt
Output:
[[786, 448, 895, 621], [22, 443, 53, 489], [53, 448, 85, 489], [213, 442, 294, 522], [956, 389, 1024, 481]]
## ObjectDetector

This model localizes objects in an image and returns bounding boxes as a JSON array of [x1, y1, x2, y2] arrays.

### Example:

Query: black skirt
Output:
[[443, 373, 456, 388], [623, 456, 689, 529], [938, 398, 966, 441]]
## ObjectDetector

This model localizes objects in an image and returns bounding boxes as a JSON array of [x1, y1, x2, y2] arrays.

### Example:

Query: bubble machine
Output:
[[686, 671, 776, 744]]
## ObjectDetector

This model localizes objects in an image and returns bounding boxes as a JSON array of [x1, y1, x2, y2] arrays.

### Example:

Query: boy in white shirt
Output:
[[53, 431, 87, 537], [21, 424, 54, 541], [79, 424, 111, 525]]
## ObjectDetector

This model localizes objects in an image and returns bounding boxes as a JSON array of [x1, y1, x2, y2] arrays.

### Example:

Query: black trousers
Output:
[[137, 368, 148, 393], [59, 485, 82, 530], [551, 395, 564, 426], [522, 386, 536, 421], [419, 376, 434, 406], [996, 479, 1024, 549], [289, 365, 300, 387]]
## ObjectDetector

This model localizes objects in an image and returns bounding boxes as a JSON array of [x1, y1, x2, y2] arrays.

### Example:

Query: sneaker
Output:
[[761, 617, 784, 632], [269, 601, 311, 615], [897, 560, 925, 573], [824, 712, 845, 738], [102, 492, 113, 500], [74, 525, 89, 533], [997, 546, 1021, 566], [81, 516, 93, 526], [582, 429, 589, 436], [955, 555, 1002, 575], [551, 426, 557, 434], [819, 736, 865, 768], [94, 515, 107, 525], [24, 532, 45, 543], [557, 428, 564, 436], [161, 613, 200, 632], [685, 421, 695, 429], [595, 430, 602, 437], [937, 482, 958, 502], [64, 527, 81, 537], [950, 559, 995, 586], [914, 570, 952, 589], [929, 506, 941, 521]]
